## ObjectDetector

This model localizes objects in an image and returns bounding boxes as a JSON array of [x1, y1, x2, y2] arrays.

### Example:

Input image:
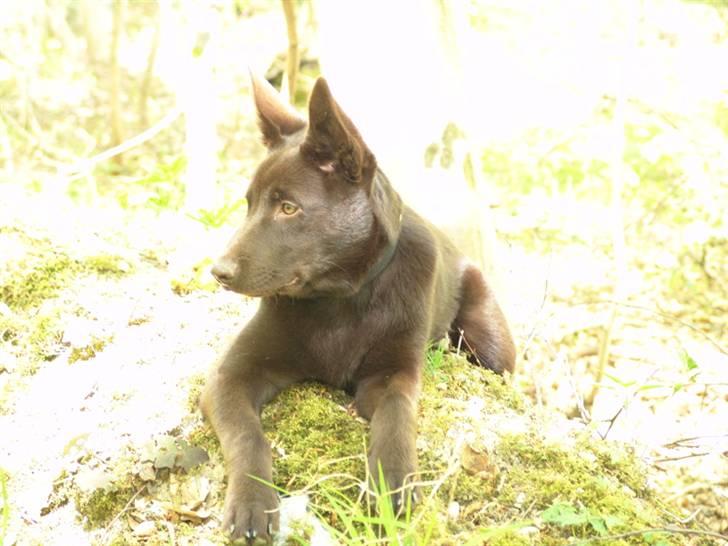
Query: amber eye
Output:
[[280, 201, 299, 216]]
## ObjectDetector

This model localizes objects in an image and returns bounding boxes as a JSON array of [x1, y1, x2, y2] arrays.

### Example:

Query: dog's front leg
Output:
[[355, 365, 421, 512], [200, 367, 284, 544]]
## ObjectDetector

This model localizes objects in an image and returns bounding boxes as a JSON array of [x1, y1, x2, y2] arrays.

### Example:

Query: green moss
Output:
[[186, 423, 221, 460], [1, 309, 62, 375], [185, 373, 206, 413], [68, 335, 113, 364], [83, 254, 132, 276], [77, 483, 138, 529], [0, 249, 76, 309], [423, 352, 526, 413], [0, 228, 132, 311], [28, 312, 61, 352], [262, 383, 367, 497], [189, 353, 681, 545], [495, 433, 671, 544], [171, 257, 219, 295], [487, 531, 532, 546]]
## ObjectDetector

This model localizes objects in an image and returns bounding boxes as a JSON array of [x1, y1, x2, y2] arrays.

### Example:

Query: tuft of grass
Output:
[[425, 339, 449, 377], [307, 475, 441, 546]]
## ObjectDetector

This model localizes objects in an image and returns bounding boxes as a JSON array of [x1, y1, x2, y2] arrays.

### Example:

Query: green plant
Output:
[[273, 466, 439, 546], [541, 501, 622, 537], [187, 198, 246, 229], [424, 340, 449, 376], [114, 156, 187, 211]]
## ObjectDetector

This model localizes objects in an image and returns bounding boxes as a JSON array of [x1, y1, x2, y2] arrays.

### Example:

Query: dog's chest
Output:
[[294, 299, 384, 387]]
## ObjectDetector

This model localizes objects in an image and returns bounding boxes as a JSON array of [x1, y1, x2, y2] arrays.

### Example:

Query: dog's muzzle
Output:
[[211, 259, 237, 287]]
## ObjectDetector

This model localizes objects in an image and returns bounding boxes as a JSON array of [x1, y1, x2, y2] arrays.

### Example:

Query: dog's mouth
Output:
[[215, 275, 302, 298]]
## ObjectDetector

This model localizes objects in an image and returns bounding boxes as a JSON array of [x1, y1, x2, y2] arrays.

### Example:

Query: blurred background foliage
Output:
[[0, 0, 727, 542]]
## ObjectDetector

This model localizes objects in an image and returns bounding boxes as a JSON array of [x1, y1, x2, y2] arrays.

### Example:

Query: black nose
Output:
[[211, 260, 236, 285]]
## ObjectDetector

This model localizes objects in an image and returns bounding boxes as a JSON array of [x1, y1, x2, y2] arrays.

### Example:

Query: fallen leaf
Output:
[[461, 444, 497, 479]]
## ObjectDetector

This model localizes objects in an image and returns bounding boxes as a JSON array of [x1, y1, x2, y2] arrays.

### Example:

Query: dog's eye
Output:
[[280, 201, 299, 216]]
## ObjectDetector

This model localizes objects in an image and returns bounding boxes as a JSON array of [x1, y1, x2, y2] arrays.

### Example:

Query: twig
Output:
[[57, 107, 182, 181], [102, 485, 145, 545], [572, 299, 727, 356], [667, 482, 726, 503], [656, 433, 728, 463], [562, 349, 590, 422], [573, 526, 728, 544], [598, 368, 659, 440], [0, 108, 76, 163], [663, 434, 728, 449], [598, 406, 624, 440], [519, 253, 551, 362], [586, 305, 617, 409], [654, 452, 709, 463]]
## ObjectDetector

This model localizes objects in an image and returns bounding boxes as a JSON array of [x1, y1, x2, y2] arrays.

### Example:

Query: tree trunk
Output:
[[139, 0, 161, 127], [110, 0, 126, 158], [281, 0, 299, 105]]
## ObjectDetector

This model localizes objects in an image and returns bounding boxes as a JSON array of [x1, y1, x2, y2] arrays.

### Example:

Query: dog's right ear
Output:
[[301, 78, 376, 185], [250, 72, 306, 149]]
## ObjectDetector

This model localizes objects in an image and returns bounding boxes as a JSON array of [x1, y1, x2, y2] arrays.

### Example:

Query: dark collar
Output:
[[361, 236, 399, 286], [361, 170, 402, 286]]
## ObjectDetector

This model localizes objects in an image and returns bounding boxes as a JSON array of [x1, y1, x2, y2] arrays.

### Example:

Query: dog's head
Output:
[[212, 76, 402, 298]]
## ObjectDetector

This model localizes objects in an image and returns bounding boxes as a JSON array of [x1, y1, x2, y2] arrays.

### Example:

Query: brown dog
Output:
[[201, 75, 515, 543]]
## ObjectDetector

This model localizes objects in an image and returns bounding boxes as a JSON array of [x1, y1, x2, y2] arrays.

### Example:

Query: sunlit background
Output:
[[0, 0, 726, 543]]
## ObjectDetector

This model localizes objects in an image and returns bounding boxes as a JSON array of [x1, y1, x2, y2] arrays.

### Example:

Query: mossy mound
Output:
[[59, 352, 707, 545], [262, 383, 368, 497], [0, 224, 133, 379], [0, 226, 133, 310], [249, 353, 692, 544]]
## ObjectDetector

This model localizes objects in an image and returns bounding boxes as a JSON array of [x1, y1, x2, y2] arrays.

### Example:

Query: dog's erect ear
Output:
[[250, 72, 306, 149], [301, 78, 376, 185]]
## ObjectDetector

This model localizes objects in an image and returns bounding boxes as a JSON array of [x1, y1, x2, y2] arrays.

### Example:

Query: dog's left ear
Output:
[[250, 72, 306, 149], [301, 78, 376, 185]]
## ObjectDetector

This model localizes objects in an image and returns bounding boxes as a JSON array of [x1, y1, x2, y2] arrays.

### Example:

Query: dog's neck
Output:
[[360, 169, 403, 286], [361, 232, 399, 286]]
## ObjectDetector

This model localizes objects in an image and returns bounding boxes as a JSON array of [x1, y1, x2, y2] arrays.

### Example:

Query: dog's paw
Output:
[[368, 466, 419, 516], [388, 475, 420, 517], [222, 491, 279, 545]]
